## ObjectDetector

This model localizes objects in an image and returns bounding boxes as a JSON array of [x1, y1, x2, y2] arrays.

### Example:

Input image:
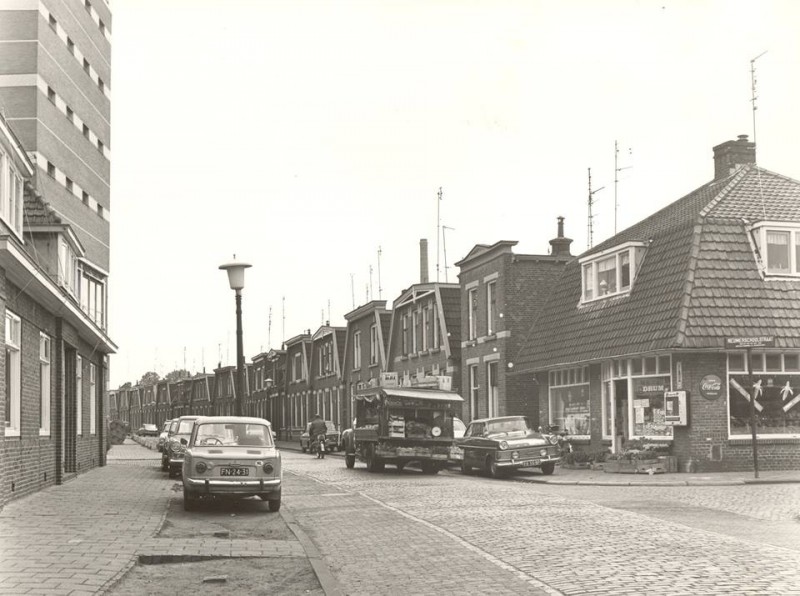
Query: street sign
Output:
[[725, 336, 775, 349]]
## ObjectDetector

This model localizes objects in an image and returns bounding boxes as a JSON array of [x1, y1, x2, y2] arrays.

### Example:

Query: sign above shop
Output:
[[725, 336, 775, 349], [700, 374, 723, 400]]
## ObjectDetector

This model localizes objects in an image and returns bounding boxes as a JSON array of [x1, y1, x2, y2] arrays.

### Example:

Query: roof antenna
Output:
[[751, 51, 768, 221], [614, 141, 633, 235], [587, 167, 605, 248], [442, 225, 455, 282], [377, 246, 382, 300], [436, 187, 442, 282]]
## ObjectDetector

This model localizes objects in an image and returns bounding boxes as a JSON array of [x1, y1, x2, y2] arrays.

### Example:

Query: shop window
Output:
[[644, 357, 657, 375], [549, 366, 591, 436], [766, 353, 782, 371], [728, 352, 746, 372], [750, 352, 764, 372], [785, 354, 800, 372], [658, 356, 670, 374], [632, 376, 672, 438], [631, 358, 642, 375]]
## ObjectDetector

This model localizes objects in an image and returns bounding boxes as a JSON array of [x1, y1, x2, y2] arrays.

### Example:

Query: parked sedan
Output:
[[300, 420, 341, 452], [456, 416, 561, 478], [137, 423, 159, 437], [182, 416, 281, 512], [157, 419, 178, 453], [165, 416, 200, 478]]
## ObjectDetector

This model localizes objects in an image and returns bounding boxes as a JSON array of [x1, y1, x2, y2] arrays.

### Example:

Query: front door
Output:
[[614, 379, 629, 453]]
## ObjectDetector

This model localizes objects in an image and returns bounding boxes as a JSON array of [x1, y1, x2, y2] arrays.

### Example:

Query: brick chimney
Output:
[[713, 135, 755, 180], [549, 216, 573, 257], [419, 239, 429, 283]]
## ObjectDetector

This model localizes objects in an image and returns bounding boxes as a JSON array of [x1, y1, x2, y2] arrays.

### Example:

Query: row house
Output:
[[0, 114, 115, 508], [250, 348, 286, 427], [456, 223, 573, 424], [341, 300, 391, 426], [515, 136, 800, 471], [309, 324, 346, 429], [284, 332, 312, 439]]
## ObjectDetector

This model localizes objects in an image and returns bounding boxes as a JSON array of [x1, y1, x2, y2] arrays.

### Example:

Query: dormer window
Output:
[[58, 235, 79, 296], [750, 222, 800, 277], [580, 242, 646, 303], [0, 149, 24, 236]]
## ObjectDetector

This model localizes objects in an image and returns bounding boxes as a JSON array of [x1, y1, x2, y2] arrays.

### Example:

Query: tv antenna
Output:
[[268, 306, 272, 349], [442, 225, 455, 282], [587, 167, 605, 248], [751, 50, 767, 154], [377, 246, 382, 299], [614, 141, 632, 234], [436, 187, 442, 282], [350, 273, 355, 308]]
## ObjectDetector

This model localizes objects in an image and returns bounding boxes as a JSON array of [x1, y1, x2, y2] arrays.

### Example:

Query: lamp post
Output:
[[220, 257, 251, 417]]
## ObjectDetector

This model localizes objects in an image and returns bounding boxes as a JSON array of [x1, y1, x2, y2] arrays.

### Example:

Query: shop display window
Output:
[[549, 366, 590, 437], [631, 376, 672, 437]]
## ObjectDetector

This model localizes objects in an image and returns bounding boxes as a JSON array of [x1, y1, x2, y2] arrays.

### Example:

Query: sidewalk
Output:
[[275, 441, 800, 487], [0, 440, 171, 595]]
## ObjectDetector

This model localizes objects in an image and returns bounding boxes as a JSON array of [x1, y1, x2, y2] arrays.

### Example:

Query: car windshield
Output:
[[194, 422, 273, 447], [486, 418, 532, 437], [176, 420, 195, 434]]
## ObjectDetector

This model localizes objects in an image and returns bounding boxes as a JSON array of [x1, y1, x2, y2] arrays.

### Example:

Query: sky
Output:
[[108, 0, 800, 387]]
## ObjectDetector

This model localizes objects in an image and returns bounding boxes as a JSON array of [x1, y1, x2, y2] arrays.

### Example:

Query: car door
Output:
[[463, 422, 484, 466]]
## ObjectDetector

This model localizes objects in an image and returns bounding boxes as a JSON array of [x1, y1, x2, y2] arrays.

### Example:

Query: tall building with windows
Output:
[[0, 0, 112, 316]]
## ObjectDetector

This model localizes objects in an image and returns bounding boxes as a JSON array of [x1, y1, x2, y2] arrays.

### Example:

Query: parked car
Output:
[[300, 420, 341, 452], [447, 417, 467, 462], [157, 419, 178, 453], [165, 416, 200, 478], [137, 423, 159, 437], [456, 416, 561, 478], [182, 416, 281, 512]]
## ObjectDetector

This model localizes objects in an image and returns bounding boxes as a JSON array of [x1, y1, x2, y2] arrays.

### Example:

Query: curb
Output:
[[281, 505, 345, 596]]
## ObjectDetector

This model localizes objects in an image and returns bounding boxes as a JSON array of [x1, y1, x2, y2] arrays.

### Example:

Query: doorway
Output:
[[614, 379, 629, 452]]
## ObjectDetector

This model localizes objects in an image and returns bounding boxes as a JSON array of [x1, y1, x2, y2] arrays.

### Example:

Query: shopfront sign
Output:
[[725, 336, 775, 349], [699, 374, 723, 400], [664, 391, 688, 426]]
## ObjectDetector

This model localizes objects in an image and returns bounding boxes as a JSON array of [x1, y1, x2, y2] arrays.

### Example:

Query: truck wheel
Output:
[[345, 454, 356, 468], [421, 462, 439, 475], [485, 456, 504, 479], [540, 461, 556, 475], [366, 446, 384, 473]]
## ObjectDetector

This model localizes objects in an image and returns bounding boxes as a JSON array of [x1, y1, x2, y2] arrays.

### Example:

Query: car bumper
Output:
[[184, 477, 281, 495], [496, 455, 560, 469], [169, 456, 185, 466]]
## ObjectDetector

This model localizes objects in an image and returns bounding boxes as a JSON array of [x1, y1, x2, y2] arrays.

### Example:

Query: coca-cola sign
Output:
[[700, 374, 723, 400]]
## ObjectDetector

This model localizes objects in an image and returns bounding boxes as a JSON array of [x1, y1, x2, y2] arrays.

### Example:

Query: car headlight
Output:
[[262, 462, 274, 474], [511, 451, 519, 460], [548, 435, 560, 446], [540, 448, 548, 457], [195, 461, 208, 473], [499, 441, 509, 450]]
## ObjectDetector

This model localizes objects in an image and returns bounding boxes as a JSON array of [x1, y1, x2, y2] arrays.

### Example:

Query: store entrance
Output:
[[614, 379, 629, 452]]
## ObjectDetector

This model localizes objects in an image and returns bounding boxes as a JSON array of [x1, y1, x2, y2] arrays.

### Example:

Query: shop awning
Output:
[[355, 387, 463, 403]]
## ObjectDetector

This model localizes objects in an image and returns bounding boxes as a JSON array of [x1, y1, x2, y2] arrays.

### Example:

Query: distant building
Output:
[[284, 332, 313, 439], [309, 324, 347, 428], [515, 136, 800, 471]]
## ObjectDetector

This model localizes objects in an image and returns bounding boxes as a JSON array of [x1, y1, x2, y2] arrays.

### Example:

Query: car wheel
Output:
[[460, 460, 472, 474], [366, 446, 384, 473], [168, 467, 176, 479], [540, 461, 556, 475], [421, 461, 439, 475], [485, 456, 504, 479], [268, 498, 281, 512], [345, 454, 356, 469], [183, 487, 198, 511], [301, 444, 307, 453], [161, 458, 168, 472]]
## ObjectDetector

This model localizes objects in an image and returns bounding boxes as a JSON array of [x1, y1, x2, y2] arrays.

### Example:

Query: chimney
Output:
[[713, 135, 755, 180], [549, 216, 573, 257], [419, 239, 429, 283]]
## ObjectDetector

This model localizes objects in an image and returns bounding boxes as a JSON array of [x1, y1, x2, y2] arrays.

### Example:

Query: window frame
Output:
[[40, 333, 51, 435], [486, 280, 497, 335], [468, 287, 478, 340], [579, 242, 646, 303], [750, 222, 800, 277], [76, 355, 83, 436], [353, 330, 361, 369], [369, 324, 378, 365], [5, 311, 21, 436]]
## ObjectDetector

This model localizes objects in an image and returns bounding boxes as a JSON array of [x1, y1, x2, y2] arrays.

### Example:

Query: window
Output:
[[293, 352, 302, 381], [486, 281, 497, 335], [48, 13, 57, 30], [580, 243, 646, 302], [47, 86, 56, 103], [487, 362, 498, 418], [83, 58, 90, 74], [97, 78, 104, 92], [80, 265, 106, 328], [468, 288, 478, 340], [97, 139, 104, 152], [40, 334, 51, 435], [89, 363, 96, 434], [549, 366, 591, 436], [353, 330, 361, 369], [47, 161, 55, 177], [0, 150, 23, 236], [97, 204, 103, 217], [402, 314, 409, 355], [5, 311, 21, 436], [67, 37, 75, 55], [411, 310, 419, 353], [66, 177, 73, 192], [431, 306, 439, 349], [82, 190, 89, 205], [469, 364, 478, 421], [82, 124, 90, 138], [58, 236, 78, 296], [422, 306, 429, 351], [76, 356, 83, 435], [751, 224, 800, 276], [369, 324, 378, 365]]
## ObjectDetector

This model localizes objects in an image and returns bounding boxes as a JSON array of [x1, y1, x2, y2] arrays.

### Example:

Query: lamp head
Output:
[[219, 257, 252, 291]]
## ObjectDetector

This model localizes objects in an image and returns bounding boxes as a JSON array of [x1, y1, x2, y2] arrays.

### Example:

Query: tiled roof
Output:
[[23, 187, 62, 226], [516, 165, 800, 371]]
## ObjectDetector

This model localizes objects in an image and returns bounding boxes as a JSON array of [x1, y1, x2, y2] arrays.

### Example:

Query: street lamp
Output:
[[220, 256, 251, 417]]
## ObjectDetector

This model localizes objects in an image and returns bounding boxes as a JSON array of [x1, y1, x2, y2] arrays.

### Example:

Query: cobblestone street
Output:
[[283, 451, 800, 596]]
